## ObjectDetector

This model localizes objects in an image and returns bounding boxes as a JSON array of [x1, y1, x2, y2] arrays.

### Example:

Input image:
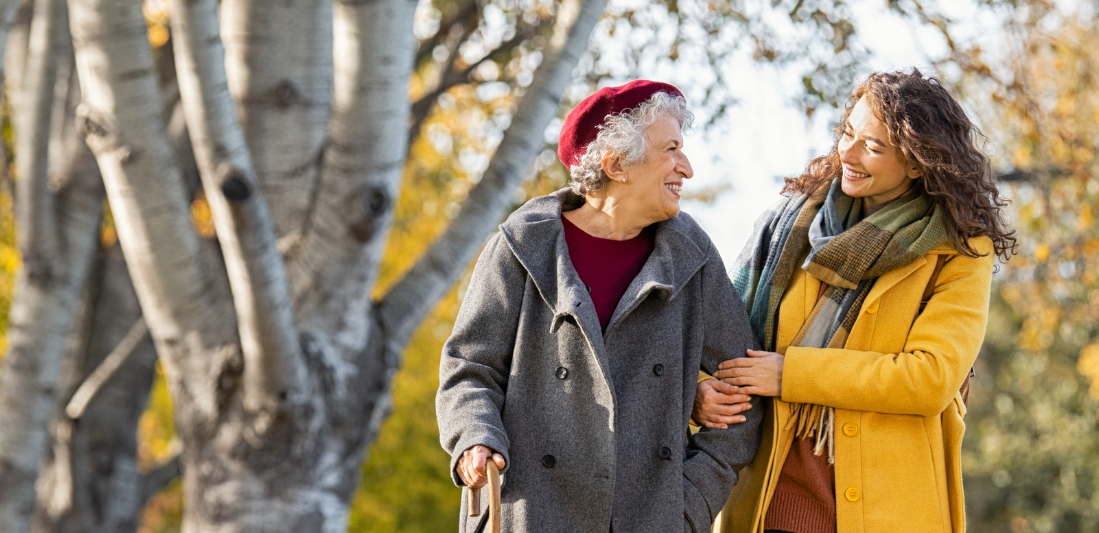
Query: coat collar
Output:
[[499, 188, 711, 338], [864, 242, 957, 306]]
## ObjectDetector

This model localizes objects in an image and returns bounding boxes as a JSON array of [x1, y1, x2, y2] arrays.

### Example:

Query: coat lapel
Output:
[[606, 219, 707, 332], [861, 243, 956, 307], [499, 190, 606, 355]]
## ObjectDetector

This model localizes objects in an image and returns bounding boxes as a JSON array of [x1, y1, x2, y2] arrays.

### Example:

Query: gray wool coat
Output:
[[436, 189, 762, 533]]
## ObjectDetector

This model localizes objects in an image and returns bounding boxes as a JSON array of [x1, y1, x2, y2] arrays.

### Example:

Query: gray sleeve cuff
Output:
[[448, 424, 511, 487], [682, 472, 711, 533]]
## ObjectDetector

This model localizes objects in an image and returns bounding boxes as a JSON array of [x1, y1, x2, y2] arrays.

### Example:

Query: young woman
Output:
[[693, 69, 1016, 533]]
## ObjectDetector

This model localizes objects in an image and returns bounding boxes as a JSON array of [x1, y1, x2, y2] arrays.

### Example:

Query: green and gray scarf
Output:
[[731, 178, 948, 462]]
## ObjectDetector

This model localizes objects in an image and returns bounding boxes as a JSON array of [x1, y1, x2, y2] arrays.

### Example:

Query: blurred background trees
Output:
[[949, 3, 1099, 532], [0, 0, 1098, 532]]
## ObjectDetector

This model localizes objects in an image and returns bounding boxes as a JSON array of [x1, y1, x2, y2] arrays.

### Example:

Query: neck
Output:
[[563, 193, 650, 240], [860, 183, 916, 219]]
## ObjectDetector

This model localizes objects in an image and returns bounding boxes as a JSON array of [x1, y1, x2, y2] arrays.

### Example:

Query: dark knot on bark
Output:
[[348, 186, 392, 242], [221, 176, 251, 202], [268, 80, 302, 110]]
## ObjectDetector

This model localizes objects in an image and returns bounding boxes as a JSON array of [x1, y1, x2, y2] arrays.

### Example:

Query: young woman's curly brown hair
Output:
[[784, 69, 1017, 261]]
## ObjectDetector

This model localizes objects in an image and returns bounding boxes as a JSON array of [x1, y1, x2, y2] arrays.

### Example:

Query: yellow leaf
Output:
[[1077, 344, 1099, 399], [1079, 204, 1094, 231], [1035, 243, 1050, 262], [147, 24, 169, 49], [190, 195, 217, 239]]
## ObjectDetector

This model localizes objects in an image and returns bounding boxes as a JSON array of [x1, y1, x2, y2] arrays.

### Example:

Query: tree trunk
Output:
[[219, 0, 332, 239], [32, 245, 158, 533], [0, 0, 104, 529], [58, 0, 606, 530]]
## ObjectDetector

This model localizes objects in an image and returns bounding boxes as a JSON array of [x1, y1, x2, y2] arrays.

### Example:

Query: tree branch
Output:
[[36, 419, 76, 519], [284, 0, 417, 344], [13, 0, 65, 283], [168, 0, 306, 413], [64, 318, 147, 419], [413, 0, 478, 68], [0, 0, 26, 75], [378, 0, 609, 347], [166, 99, 202, 202], [219, 0, 332, 239], [0, 4, 104, 530], [69, 0, 239, 411], [996, 168, 1059, 183], [2, 0, 32, 110], [0, 0, 28, 202], [408, 24, 540, 146]]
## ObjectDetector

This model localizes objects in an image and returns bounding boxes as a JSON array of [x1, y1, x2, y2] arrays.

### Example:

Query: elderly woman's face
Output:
[[622, 114, 693, 221]]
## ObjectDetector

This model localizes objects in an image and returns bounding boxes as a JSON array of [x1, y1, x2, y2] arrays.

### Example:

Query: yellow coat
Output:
[[713, 237, 994, 533]]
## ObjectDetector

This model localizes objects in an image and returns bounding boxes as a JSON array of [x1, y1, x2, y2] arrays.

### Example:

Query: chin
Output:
[[840, 180, 864, 198]]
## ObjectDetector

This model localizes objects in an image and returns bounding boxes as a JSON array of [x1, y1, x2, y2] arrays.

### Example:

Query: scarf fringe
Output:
[[789, 403, 836, 465]]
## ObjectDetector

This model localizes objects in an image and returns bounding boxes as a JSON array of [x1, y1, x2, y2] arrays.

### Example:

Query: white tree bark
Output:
[[0, 0, 26, 78], [68, 0, 241, 433], [169, 0, 305, 414], [219, 0, 332, 238], [0, 0, 104, 529], [32, 245, 158, 533], [13, 0, 64, 287], [287, 0, 417, 349], [14, 0, 609, 531]]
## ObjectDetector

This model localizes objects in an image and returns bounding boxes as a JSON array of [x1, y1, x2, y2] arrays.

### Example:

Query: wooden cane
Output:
[[467, 461, 501, 533]]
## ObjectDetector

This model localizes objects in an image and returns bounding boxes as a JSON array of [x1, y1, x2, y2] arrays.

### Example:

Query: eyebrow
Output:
[[864, 135, 887, 147], [845, 123, 887, 149]]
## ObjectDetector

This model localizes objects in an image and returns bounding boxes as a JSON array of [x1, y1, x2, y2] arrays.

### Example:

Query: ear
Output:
[[906, 161, 922, 180], [600, 150, 627, 183]]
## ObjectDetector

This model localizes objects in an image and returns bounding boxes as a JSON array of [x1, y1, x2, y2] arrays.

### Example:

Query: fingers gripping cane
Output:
[[468, 461, 501, 533]]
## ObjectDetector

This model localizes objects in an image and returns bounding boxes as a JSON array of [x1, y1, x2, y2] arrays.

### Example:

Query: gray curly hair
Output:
[[568, 91, 694, 196]]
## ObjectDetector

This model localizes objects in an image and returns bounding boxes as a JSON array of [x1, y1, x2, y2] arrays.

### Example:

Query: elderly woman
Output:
[[695, 70, 1016, 533], [436, 80, 762, 533]]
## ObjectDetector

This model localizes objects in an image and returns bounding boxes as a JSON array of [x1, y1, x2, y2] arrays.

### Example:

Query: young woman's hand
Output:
[[692, 379, 753, 429], [457, 445, 506, 489], [714, 349, 784, 397]]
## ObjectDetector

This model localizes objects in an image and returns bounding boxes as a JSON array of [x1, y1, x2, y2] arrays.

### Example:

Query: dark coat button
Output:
[[542, 455, 556, 468], [658, 447, 672, 460], [555, 367, 568, 380], [653, 364, 665, 376]]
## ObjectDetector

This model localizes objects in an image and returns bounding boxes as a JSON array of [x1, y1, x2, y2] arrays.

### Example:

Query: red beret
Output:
[[557, 80, 684, 167]]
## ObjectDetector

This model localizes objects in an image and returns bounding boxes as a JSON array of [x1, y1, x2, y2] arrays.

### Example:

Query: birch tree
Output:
[[0, 0, 991, 531]]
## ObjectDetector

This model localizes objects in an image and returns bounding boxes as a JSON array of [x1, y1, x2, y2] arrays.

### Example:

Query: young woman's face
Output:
[[837, 98, 920, 214]]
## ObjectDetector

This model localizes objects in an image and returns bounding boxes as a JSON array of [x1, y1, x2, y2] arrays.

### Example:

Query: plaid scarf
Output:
[[731, 178, 948, 462]]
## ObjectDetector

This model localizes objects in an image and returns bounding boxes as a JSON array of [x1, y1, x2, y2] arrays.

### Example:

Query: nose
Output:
[[838, 139, 858, 166], [677, 150, 693, 179]]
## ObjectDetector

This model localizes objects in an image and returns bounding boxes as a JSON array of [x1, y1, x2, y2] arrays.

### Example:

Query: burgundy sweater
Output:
[[561, 215, 654, 331]]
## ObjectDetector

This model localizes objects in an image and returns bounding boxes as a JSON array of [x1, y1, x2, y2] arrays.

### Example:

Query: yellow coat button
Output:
[[866, 301, 879, 314], [843, 423, 858, 437], [845, 487, 861, 502]]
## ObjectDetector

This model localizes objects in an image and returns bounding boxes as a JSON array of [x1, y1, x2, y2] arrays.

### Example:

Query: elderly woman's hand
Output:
[[692, 379, 753, 429], [457, 445, 506, 489], [713, 349, 784, 397]]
